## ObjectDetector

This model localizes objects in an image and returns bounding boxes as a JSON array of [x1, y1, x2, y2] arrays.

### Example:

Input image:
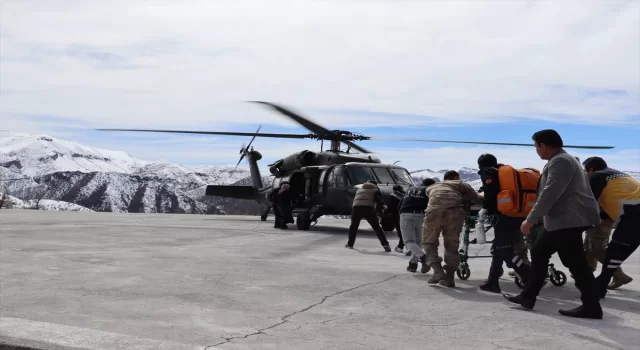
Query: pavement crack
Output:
[[321, 312, 355, 325], [205, 274, 401, 348], [279, 273, 402, 323]]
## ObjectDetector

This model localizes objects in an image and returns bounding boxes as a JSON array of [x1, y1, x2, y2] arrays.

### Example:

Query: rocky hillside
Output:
[[0, 131, 272, 214]]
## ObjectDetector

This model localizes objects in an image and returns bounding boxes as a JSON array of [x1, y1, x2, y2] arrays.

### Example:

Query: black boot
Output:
[[558, 305, 603, 319], [595, 275, 608, 299], [502, 293, 536, 310], [419, 255, 430, 274], [407, 261, 418, 273], [483, 255, 503, 293], [479, 280, 501, 293]]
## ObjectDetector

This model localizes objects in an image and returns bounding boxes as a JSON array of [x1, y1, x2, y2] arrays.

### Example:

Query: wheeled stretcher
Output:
[[458, 205, 567, 288]]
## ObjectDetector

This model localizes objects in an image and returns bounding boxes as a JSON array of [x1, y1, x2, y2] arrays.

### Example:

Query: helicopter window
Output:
[[332, 167, 347, 188], [371, 168, 395, 185], [318, 169, 328, 192], [390, 168, 415, 186], [347, 166, 375, 185]]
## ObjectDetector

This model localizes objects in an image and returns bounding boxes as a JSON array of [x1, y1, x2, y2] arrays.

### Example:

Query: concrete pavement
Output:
[[1, 210, 639, 349]]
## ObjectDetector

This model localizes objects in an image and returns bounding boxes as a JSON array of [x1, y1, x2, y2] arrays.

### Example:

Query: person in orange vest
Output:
[[476, 154, 532, 293]]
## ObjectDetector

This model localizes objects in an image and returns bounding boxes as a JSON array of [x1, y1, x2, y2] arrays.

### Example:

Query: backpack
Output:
[[496, 165, 541, 217]]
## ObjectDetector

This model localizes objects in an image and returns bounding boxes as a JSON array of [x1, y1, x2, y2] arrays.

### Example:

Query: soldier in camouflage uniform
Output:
[[423, 171, 484, 287]]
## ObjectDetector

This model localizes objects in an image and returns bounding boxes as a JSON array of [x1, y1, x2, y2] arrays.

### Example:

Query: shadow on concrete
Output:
[[419, 276, 640, 349]]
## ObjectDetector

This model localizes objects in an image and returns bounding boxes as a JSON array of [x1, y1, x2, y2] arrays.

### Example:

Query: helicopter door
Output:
[[288, 172, 306, 205], [326, 166, 349, 213]]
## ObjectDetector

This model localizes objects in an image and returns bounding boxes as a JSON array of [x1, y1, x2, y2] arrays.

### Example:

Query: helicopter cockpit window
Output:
[[332, 167, 347, 188], [371, 167, 395, 185], [390, 168, 415, 186], [347, 166, 375, 186]]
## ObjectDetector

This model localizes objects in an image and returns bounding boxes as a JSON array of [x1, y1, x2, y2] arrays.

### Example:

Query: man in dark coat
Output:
[[268, 183, 283, 228], [389, 185, 406, 253], [275, 182, 294, 229]]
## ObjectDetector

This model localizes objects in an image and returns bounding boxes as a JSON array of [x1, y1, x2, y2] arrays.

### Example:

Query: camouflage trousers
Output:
[[584, 218, 631, 282], [422, 207, 467, 269]]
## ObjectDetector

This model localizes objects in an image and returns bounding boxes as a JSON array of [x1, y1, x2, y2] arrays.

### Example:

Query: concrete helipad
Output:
[[1, 211, 639, 350]]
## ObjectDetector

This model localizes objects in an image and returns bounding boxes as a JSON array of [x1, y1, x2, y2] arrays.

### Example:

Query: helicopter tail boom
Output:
[[205, 185, 258, 200]]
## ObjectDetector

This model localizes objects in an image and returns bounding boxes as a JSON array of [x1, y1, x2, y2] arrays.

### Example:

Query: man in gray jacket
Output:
[[503, 129, 603, 319], [346, 180, 391, 252]]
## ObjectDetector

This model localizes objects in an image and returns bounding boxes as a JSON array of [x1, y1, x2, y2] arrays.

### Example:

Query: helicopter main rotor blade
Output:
[[249, 101, 334, 138], [342, 140, 371, 153], [96, 128, 311, 139], [249, 101, 373, 153], [370, 137, 615, 149]]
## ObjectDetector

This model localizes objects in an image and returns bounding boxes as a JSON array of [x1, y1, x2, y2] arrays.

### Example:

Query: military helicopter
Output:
[[98, 101, 614, 230]]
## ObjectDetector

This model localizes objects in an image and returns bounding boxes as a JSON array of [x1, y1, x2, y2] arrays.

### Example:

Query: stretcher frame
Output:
[[457, 206, 567, 287], [457, 205, 493, 280]]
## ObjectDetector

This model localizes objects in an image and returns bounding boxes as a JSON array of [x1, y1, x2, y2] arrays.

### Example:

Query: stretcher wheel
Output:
[[549, 270, 567, 287], [514, 277, 526, 289], [457, 264, 470, 280]]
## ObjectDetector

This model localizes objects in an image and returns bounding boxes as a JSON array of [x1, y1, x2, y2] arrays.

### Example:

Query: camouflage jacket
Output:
[[425, 180, 484, 211]]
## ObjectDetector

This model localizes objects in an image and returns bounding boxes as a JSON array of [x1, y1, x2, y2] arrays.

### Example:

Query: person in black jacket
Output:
[[477, 154, 532, 293], [389, 185, 406, 253], [268, 183, 284, 228], [399, 178, 435, 273], [275, 182, 294, 229]]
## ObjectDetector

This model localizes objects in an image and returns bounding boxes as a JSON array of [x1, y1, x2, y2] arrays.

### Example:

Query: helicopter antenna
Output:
[[393, 160, 401, 165], [320, 139, 323, 152]]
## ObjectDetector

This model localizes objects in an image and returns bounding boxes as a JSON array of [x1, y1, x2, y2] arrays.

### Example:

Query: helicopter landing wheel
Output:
[[296, 212, 311, 230], [456, 263, 470, 280]]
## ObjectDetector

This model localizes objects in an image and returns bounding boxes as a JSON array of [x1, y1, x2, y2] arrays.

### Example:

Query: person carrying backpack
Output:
[[476, 154, 533, 293]]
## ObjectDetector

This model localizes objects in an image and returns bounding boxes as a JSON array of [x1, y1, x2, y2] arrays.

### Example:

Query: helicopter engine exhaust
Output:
[[269, 150, 316, 176]]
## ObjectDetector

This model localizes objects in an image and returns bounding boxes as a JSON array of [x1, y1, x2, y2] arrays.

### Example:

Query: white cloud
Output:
[[1, 0, 638, 129], [1, 0, 639, 172]]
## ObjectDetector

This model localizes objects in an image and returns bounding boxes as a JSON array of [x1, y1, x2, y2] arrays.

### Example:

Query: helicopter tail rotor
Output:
[[235, 125, 261, 169]]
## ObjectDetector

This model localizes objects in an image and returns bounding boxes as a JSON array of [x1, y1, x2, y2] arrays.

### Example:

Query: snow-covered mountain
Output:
[[0, 131, 146, 177], [0, 131, 271, 214], [410, 167, 480, 182], [411, 167, 483, 189]]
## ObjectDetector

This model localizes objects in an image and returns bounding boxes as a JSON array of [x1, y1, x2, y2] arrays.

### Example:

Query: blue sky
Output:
[[1, 1, 639, 172]]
